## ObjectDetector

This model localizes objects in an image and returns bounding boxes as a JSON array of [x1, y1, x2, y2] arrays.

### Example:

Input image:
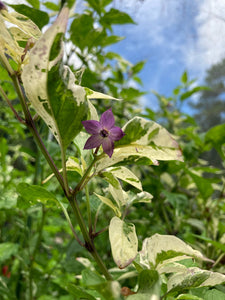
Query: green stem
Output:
[[0, 53, 14, 76], [69, 195, 112, 280], [85, 185, 92, 233], [212, 253, 225, 268], [61, 147, 70, 197], [74, 156, 98, 194]]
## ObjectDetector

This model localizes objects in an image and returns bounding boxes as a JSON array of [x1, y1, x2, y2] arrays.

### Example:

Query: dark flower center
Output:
[[100, 129, 109, 138]]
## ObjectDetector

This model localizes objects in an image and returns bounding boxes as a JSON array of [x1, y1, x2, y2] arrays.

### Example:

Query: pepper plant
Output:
[[0, 1, 225, 299]]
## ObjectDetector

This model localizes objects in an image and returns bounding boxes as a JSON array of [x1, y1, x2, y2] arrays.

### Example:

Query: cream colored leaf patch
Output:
[[109, 217, 138, 269], [140, 234, 209, 269], [21, 6, 69, 145], [108, 166, 142, 191]]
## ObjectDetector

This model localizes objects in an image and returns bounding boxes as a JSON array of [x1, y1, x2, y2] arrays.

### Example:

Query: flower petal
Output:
[[109, 126, 125, 141], [102, 137, 114, 158], [82, 120, 102, 134], [100, 108, 115, 129], [83, 134, 103, 149]]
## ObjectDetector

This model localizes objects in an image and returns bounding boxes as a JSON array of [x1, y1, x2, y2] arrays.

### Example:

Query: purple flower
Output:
[[82, 108, 125, 158]]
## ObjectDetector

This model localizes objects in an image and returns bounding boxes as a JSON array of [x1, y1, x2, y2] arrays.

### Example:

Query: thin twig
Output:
[[0, 85, 25, 124]]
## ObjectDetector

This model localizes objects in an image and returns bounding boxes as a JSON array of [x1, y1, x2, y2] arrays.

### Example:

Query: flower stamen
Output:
[[100, 129, 109, 138]]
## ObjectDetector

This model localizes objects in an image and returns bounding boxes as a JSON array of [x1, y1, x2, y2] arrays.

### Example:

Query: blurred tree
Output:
[[192, 58, 225, 131], [190, 59, 225, 168]]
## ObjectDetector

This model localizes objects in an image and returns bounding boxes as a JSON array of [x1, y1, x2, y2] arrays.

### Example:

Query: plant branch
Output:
[[61, 147, 70, 197], [85, 185, 92, 233], [69, 195, 112, 280], [73, 156, 98, 194], [0, 85, 25, 124]]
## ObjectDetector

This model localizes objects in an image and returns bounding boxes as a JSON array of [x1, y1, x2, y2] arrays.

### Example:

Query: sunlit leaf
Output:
[[109, 180, 126, 207], [100, 8, 135, 26], [167, 267, 225, 295], [140, 234, 210, 269], [181, 71, 188, 84], [94, 193, 121, 217], [17, 183, 57, 207], [22, 6, 87, 151], [47, 64, 88, 151], [186, 170, 213, 199], [9, 4, 49, 30], [0, 8, 41, 65], [107, 166, 142, 191], [180, 86, 210, 101], [95, 117, 183, 172], [109, 217, 138, 269], [85, 87, 121, 101]]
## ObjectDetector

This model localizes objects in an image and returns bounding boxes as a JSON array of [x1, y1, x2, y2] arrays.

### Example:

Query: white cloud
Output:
[[185, 0, 225, 76]]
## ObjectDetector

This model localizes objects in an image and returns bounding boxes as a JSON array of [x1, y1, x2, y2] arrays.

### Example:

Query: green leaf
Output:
[[127, 270, 161, 300], [86, 0, 101, 15], [47, 64, 88, 151], [0, 242, 19, 263], [140, 234, 209, 269], [101, 171, 121, 189], [204, 289, 225, 300], [26, 0, 40, 9], [186, 170, 213, 199], [193, 235, 225, 252], [9, 4, 49, 30], [181, 71, 188, 84], [43, 2, 60, 11], [109, 217, 138, 269], [86, 0, 112, 15], [100, 35, 124, 47], [67, 283, 95, 300], [94, 281, 121, 300], [100, 8, 135, 26], [180, 86, 210, 101], [70, 14, 93, 51], [95, 117, 183, 172], [163, 190, 188, 209], [17, 183, 57, 207], [131, 61, 146, 75], [81, 269, 106, 287], [205, 123, 225, 160], [138, 269, 160, 295]]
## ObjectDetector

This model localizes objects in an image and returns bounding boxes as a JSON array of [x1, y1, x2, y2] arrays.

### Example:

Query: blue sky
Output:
[[103, 0, 225, 110], [6, 0, 225, 111]]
